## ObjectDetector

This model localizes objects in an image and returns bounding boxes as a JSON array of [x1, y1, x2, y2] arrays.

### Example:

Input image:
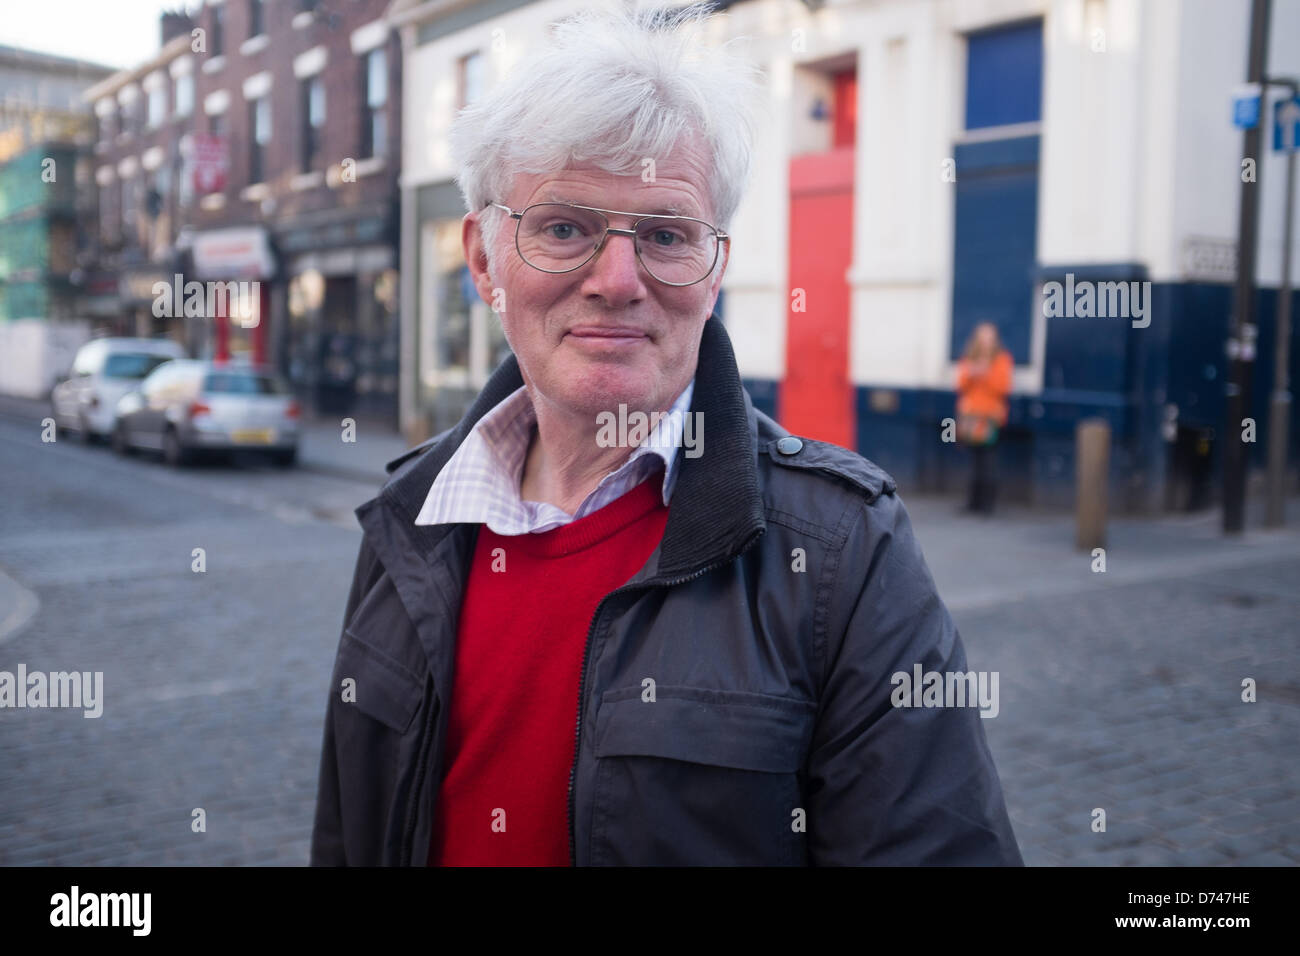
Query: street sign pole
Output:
[[1224, 0, 1272, 534], [1265, 83, 1298, 527]]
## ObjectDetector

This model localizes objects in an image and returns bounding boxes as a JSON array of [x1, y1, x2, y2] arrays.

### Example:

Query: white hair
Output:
[[449, 3, 763, 263]]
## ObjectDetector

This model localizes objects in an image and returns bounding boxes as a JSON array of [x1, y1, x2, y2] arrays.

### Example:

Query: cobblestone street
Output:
[[1, 407, 1298, 865]]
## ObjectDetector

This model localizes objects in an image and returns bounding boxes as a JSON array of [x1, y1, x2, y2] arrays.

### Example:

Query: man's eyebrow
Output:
[[542, 191, 692, 217]]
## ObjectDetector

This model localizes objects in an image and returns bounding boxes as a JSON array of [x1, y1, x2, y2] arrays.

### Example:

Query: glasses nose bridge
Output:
[[590, 222, 643, 267]]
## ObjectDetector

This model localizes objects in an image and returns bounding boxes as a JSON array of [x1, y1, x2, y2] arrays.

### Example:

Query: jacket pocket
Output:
[[336, 629, 425, 735], [590, 686, 816, 865]]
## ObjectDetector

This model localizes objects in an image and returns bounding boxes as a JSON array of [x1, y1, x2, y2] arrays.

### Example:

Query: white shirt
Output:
[[413, 379, 695, 535]]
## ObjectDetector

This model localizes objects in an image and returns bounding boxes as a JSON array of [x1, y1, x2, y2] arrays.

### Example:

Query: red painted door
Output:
[[782, 146, 855, 449]]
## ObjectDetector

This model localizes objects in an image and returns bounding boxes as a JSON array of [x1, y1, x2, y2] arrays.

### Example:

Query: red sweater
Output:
[[429, 471, 669, 866]]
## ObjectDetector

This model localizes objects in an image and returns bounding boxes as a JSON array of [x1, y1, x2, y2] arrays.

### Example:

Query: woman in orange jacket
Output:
[[955, 322, 1013, 514]]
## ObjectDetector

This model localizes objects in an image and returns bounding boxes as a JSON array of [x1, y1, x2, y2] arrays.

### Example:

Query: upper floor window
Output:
[[121, 174, 137, 234], [964, 20, 1043, 131], [249, 95, 271, 183], [147, 84, 167, 129], [175, 73, 194, 118], [120, 97, 140, 137], [249, 0, 265, 38], [361, 48, 387, 159], [301, 76, 325, 172], [458, 51, 484, 109], [211, 5, 225, 57]]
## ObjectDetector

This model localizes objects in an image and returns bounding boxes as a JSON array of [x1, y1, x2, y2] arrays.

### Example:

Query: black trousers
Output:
[[966, 442, 998, 513]]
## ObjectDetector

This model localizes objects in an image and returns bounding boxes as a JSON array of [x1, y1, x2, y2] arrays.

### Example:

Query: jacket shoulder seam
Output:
[[761, 439, 899, 504]]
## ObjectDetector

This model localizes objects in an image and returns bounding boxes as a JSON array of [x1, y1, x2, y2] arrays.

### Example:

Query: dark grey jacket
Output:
[[310, 315, 1023, 866]]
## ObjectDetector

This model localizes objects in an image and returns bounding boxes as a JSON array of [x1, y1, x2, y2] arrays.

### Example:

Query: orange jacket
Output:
[[955, 350, 1013, 426]]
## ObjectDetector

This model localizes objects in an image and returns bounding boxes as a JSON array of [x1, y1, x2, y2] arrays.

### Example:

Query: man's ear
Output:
[[463, 211, 497, 304], [707, 237, 731, 309]]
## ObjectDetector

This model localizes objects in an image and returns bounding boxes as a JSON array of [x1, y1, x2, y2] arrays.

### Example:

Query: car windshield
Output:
[[102, 353, 174, 380], [203, 371, 288, 395]]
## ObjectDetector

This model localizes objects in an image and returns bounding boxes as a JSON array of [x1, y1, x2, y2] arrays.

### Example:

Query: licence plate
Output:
[[231, 428, 273, 445]]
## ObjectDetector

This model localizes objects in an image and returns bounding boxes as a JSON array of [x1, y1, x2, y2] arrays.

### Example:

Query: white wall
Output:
[[0, 320, 91, 399], [1169, 0, 1300, 286], [400, 0, 1300, 408]]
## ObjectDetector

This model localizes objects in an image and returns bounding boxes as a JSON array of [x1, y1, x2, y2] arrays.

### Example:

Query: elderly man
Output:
[[310, 7, 1021, 866]]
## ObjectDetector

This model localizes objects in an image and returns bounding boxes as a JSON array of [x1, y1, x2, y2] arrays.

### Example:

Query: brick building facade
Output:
[[83, 14, 198, 346], [183, 0, 402, 420]]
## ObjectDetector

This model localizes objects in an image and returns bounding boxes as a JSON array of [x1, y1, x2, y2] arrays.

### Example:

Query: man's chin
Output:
[[546, 375, 660, 421]]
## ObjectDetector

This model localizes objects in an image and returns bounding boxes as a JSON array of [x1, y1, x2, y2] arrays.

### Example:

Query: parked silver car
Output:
[[51, 337, 186, 442], [112, 360, 301, 467]]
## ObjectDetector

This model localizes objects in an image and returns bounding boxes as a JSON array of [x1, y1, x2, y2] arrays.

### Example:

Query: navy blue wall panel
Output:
[[965, 20, 1043, 130], [951, 136, 1040, 365]]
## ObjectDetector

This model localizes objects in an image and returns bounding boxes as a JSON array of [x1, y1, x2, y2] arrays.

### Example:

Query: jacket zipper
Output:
[[566, 527, 765, 865]]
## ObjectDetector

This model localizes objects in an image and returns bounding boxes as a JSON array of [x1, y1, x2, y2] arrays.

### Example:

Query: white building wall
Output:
[[398, 0, 1300, 427], [1169, 0, 1300, 287], [1038, 0, 1145, 268]]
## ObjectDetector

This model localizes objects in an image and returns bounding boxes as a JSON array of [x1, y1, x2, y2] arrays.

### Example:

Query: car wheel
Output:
[[163, 427, 191, 467], [77, 413, 95, 444], [271, 447, 298, 468], [111, 421, 133, 456]]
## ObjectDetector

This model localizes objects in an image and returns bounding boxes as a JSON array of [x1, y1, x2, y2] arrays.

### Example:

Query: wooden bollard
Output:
[[1076, 418, 1110, 550]]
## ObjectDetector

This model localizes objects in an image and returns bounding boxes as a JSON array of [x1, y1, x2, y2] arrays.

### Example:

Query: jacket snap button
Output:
[[776, 436, 803, 455]]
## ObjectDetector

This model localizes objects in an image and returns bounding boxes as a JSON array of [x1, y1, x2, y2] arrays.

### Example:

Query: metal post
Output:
[[1076, 419, 1110, 551], [1266, 78, 1297, 527], [1224, 0, 1272, 534]]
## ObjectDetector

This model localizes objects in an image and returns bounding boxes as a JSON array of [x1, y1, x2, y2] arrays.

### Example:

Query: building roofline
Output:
[[0, 43, 116, 76], [81, 33, 194, 105], [386, 0, 484, 31]]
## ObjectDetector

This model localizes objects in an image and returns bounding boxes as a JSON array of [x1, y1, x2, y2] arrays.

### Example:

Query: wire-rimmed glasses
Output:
[[486, 200, 729, 287]]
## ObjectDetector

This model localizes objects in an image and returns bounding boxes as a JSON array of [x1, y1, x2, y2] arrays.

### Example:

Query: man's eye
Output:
[[544, 221, 583, 240], [649, 229, 683, 246]]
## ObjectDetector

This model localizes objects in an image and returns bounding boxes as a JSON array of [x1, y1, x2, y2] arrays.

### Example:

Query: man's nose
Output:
[[580, 230, 647, 304]]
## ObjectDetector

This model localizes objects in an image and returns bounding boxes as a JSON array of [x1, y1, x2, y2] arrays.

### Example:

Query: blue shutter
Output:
[[965, 21, 1043, 130]]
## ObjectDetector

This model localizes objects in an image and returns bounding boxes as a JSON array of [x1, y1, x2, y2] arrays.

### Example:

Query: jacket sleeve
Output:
[[309, 535, 384, 866], [988, 351, 1013, 399], [803, 491, 1023, 865]]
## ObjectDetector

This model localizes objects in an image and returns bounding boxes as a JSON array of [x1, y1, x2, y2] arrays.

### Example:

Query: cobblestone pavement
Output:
[[1, 407, 1297, 865], [0, 413, 373, 865], [900, 494, 1300, 867]]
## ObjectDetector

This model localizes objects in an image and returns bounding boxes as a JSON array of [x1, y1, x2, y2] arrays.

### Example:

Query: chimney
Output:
[[161, 8, 195, 47]]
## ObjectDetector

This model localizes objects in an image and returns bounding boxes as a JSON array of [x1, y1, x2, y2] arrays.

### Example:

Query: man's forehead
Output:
[[511, 146, 713, 218]]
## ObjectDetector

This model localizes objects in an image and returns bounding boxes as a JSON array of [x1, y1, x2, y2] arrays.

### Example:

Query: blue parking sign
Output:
[[1274, 96, 1300, 152], [1233, 83, 1262, 129]]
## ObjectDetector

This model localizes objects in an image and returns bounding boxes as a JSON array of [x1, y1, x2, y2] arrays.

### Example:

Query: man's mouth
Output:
[[566, 326, 650, 339]]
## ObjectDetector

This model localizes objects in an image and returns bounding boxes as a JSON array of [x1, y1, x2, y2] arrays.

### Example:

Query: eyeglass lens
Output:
[[515, 203, 718, 284]]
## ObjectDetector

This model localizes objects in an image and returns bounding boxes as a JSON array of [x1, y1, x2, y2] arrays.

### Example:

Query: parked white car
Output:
[[51, 338, 187, 442]]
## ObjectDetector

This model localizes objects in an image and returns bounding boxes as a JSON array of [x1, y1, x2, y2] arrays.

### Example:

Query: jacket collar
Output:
[[369, 314, 765, 580]]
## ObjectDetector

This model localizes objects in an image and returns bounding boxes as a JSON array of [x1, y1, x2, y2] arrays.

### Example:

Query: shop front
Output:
[[186, 225, 276, 365], [276, 205, 399, 422]]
